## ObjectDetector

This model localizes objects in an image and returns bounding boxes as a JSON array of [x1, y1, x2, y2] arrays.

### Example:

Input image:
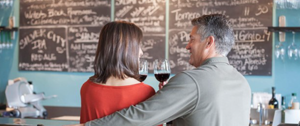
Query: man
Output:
[[72, 14, 251, 126]]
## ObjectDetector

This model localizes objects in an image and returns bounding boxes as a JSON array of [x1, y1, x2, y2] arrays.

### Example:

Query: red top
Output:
[[80, 79, 156, 123]]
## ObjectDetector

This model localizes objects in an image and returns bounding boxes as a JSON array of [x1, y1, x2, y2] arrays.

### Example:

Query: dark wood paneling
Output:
[[44, 106, 80, 119]]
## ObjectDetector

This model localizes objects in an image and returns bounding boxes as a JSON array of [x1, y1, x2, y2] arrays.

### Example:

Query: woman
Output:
[[80, 21, 155, 123]]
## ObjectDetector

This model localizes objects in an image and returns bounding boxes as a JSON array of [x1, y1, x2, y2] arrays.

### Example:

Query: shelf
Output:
[[268, 27, 300, 32], [0, 26, 18, 31]]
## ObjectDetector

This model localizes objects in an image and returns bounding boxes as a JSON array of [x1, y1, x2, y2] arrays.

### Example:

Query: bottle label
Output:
[[268, 105, 274, 109], [292, 102, 300, 109]]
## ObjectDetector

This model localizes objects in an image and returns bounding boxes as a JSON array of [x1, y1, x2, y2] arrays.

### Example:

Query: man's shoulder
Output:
[[181, 66, 211, 77], [169, 69, 207, 84], [168, 71, 196, 85]]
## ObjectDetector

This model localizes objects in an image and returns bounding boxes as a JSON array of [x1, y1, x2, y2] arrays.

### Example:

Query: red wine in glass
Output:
[[154, 73, 170, 82], [139, 74, 147, 82], [139, 59, 148, 82], [154, 59, 171, 82]]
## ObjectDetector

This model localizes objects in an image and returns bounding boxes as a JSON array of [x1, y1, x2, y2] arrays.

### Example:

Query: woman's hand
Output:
[[159, 81, 167, 89]]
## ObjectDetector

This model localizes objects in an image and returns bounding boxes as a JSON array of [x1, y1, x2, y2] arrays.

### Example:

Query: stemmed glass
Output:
[[0, 31, 6, 49], [290, 0, 298, 9], [0, 31, 2, 50], [276, 0, 286, 9], [298, 46, 300, 59], [139, 59, 148, 82], [275, 42, 286, 61], [154, 59, 171, 83], [287, 32, 298, 60]]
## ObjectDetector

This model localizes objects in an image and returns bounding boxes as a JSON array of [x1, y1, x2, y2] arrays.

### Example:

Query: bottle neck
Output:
[[272, 90, 275, 98]]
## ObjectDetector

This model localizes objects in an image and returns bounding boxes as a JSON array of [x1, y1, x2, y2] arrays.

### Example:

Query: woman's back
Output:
[[79, 21, 155, 124], [80, 79, 155, 123]]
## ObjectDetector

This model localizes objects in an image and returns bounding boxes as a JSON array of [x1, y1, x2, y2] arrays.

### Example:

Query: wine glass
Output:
[[0, 31, 6, 49], [139, 59, 148, 82], [290, 0, 298, 9], [275, 42, 286, 61], [276, 0, 286, 9], [0, 32, 2, 50], [154, 59, 171, 83], [287, 32, 298, 60], [298, 47, 300, 60]]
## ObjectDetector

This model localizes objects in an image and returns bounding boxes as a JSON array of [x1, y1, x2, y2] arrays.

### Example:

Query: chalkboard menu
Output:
[[115, 0, 166, 71], [19, 0, 111, 72], [68, 26, 101, 72], [19, 0, 111, 26], [19, 27, 68, 71], [169, 0, 273, 75], [169, 29, 194, 72], [19, 0, 273, 75]]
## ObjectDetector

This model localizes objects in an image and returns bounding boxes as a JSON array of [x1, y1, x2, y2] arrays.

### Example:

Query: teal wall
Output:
[[274, 9, 300, 102], [0, 1, 299, 107]]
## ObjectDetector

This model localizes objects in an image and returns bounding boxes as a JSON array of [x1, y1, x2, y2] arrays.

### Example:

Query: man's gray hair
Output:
[[191, 14, 235, 56]]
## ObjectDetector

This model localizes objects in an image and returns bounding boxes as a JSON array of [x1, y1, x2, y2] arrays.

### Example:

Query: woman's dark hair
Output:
[[90, 21, 143, 84]]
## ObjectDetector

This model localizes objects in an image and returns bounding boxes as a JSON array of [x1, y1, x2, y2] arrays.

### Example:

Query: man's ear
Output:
[[206, 36, 215, 48]]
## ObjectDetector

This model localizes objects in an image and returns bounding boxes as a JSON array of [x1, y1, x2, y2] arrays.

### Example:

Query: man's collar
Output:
[[201, 56, 229, 66]]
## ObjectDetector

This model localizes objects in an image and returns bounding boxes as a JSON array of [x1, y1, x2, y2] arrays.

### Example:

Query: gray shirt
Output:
[[86, 57, 251, 126]]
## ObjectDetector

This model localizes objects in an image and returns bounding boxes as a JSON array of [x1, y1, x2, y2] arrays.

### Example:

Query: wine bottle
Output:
[[268, 87, 279, 109], [281, 96, 285, 123]]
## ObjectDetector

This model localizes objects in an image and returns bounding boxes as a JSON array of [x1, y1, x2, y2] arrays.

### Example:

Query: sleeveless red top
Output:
[[80, 79, 156, 123]]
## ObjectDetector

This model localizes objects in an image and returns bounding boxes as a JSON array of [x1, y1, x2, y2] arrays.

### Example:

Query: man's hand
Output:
[[63, 124, 84, 126], [159, 81, 167, 89]]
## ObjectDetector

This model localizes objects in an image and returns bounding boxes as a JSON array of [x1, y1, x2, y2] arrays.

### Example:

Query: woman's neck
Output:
[[103, 76, 140, 86]]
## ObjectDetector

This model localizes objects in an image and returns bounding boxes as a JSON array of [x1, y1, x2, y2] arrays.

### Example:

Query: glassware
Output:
[[285, 0, 298, 9], [139, 59, 148, 82], [298, 46, 300, 59], [290, 93, 299, 109], [0, 31, 6, 49], [291, 0, 298, 9], [0, 31, 2, 50], [3, 31, 7, 49], [5, 0, 9, 6], [287, 32, 298, 60], [0, 0, 3, 7], [6, 31, 12, 49], [154, 59, 171, 83], [275, 42, 286, 61], [276, 0, 286, 9], [10, 0, 13, 7]]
